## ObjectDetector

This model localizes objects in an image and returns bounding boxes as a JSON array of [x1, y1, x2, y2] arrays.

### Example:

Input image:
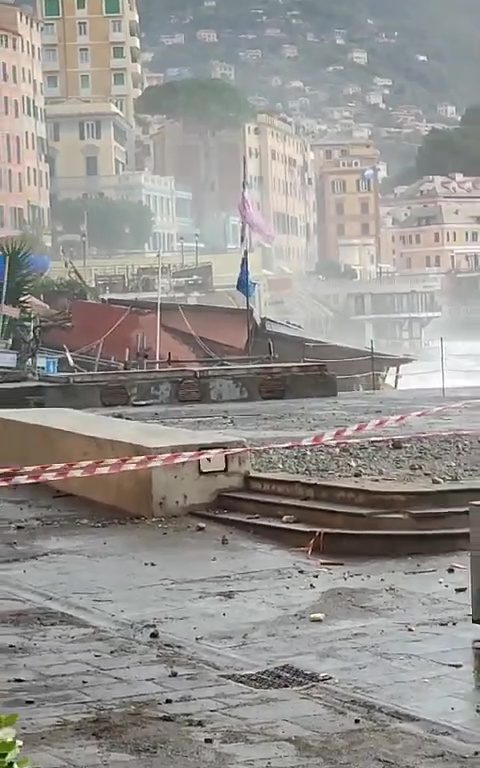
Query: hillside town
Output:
[[0, 0, 479, 366]]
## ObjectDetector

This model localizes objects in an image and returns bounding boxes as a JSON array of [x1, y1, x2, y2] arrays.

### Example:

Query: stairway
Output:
[[192, 473, 480, 556]]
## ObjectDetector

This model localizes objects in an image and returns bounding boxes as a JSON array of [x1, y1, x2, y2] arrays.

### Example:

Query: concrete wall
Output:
[[0, 363, 338, 409], [0, 410, 249, 518]]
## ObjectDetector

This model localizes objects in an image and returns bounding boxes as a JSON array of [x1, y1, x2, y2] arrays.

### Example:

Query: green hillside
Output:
[[138, 0, 480, 110]]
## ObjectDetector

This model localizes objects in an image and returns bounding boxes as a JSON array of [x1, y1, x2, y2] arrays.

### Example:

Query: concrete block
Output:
[[0, 409, 249, 518]]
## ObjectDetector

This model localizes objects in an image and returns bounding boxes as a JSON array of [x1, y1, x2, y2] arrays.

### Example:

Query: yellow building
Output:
[[36, 0, 143, 127], [243, 113, 317, 273], [383, 174, 480, 274], [47, 100, 129, 198], [313, 139, 380, 278]]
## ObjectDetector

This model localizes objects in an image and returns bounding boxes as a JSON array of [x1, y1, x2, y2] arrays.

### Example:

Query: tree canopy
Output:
[[416, 105, 480, 178], [135, 78, 253, 130], [52, 198, 153, 252]]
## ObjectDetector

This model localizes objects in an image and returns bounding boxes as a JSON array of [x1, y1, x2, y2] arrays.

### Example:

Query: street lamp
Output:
[[179, 236, 185, 268], [155, 250, 162, 367], [80, 208, 89, 274], [194, 231, 200, 267]]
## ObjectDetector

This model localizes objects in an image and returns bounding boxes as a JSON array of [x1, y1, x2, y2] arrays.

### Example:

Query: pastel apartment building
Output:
[[0, 0, 50, 238], [244, 113, 317, 272], [35, 0, 143, 128], [383, 174, 480, 274]]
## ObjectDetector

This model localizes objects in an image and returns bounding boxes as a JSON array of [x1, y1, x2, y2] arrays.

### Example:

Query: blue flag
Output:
[[0, 254, 5, 283], [236, 255, 256, 299]]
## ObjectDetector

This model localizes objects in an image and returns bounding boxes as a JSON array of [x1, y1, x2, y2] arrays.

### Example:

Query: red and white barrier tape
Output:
[[0, 400, 475, 487]]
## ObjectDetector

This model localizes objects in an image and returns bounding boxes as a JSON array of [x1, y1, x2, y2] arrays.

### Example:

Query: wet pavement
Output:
[[2, 482, 480, 767], [104, 387, 480, 442]]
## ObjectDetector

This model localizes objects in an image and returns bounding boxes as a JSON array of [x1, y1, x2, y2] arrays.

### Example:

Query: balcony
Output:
[[111, 56, 127, 68], [127, 0, 139, 22], [129, 32, 141, 49], [109, 28, 126, 42], [111, 80, 128, 95]]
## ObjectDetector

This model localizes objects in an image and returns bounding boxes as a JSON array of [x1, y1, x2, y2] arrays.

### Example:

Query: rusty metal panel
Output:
[[177, 378, 202, 403], [258, 375, 286, 400]]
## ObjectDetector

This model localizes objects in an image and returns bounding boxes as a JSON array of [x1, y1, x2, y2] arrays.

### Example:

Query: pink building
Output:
[[0, 1, 49, 238]]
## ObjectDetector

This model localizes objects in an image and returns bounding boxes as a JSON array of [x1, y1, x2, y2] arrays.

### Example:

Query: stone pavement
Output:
[[1, 485, 480, 767]]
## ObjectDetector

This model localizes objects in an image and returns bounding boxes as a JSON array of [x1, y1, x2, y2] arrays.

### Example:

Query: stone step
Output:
[[192, 509, 469, 557], [246, 473, 480, 511], [217, 490, 468, 531]]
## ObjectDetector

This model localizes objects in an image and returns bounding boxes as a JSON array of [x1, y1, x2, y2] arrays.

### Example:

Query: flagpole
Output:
[[241, 155, 252, 358]]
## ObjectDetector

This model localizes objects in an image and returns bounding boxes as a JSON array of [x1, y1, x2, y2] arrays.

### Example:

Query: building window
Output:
[[325, 149, 332, 159], [434, 254, 441, 267], [44, 0, 61, 17], [79, 73, 91, 90], [46, 74, 59, 89], [14, 100, 19, 118], [360, 201, 369, 215], [3, 97, 8, 116], [453, 231, 457, 242], [111, 19, 122, 32], [337, 223, 345, 236], [335, 202, 344, 216], [76, 0, 86, 9], [0, 34, 8, 49], [361, 222, 370, 236], [112, 71, 125, 85], [15, 136, 20, 163], [415, 233, 421, 244], [43, 22, 56, 36], [85, 156, 98, 176], [79, 47, 90, 64], [77, 21, 88, 37], [112, 45, 125, 58], [473, 231, 479, 242], [434, 231, 440, 243], [331, 179, 346, 194], [12, 65, 17, 84], [356, 177, 371, 192], [79, 120, 101, 140], [105, 0, 121, 13], [425, 255, 431, 268], [406, 257, 412, 269], [48, 121, 60, 141], [43, 46, 58, 64], [408, 234, 413, 245]]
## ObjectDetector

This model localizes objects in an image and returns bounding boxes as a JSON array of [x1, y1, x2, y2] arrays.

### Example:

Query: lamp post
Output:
[[194, 231, 199, 267], [155, 250, 162, 367], [80, 208, 89, 275], [179, 236, 185, 268]]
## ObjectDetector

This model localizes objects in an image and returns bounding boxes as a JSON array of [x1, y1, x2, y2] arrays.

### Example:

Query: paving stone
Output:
[[81, 679, 163, 701], [219, 740, 298, 761], [223, 694, 329, 722]]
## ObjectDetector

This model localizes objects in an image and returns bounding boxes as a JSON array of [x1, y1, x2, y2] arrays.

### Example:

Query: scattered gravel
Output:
[[252, 436, 480, 484]]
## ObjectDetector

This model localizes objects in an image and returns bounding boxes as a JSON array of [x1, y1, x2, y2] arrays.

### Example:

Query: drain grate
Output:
[[224, 663, 322, 690]]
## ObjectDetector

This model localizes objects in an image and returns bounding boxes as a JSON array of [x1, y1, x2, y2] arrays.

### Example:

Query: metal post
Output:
[[370, 338, 376, 392], [195, 232, 199, 267], [155, 250, 162, 368], [81, 208, 88, 275], [440, 336, 446, 397], [180, 237, 185, 268], [0, 252, 10, 339], [241, 155, 252, 358]]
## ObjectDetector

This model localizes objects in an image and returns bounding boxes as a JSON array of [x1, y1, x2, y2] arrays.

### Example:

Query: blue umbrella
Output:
[[29, 254, 51, 275]]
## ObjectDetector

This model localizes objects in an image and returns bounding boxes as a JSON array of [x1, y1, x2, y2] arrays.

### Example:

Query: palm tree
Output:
[[0, 239, 35, 339]]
